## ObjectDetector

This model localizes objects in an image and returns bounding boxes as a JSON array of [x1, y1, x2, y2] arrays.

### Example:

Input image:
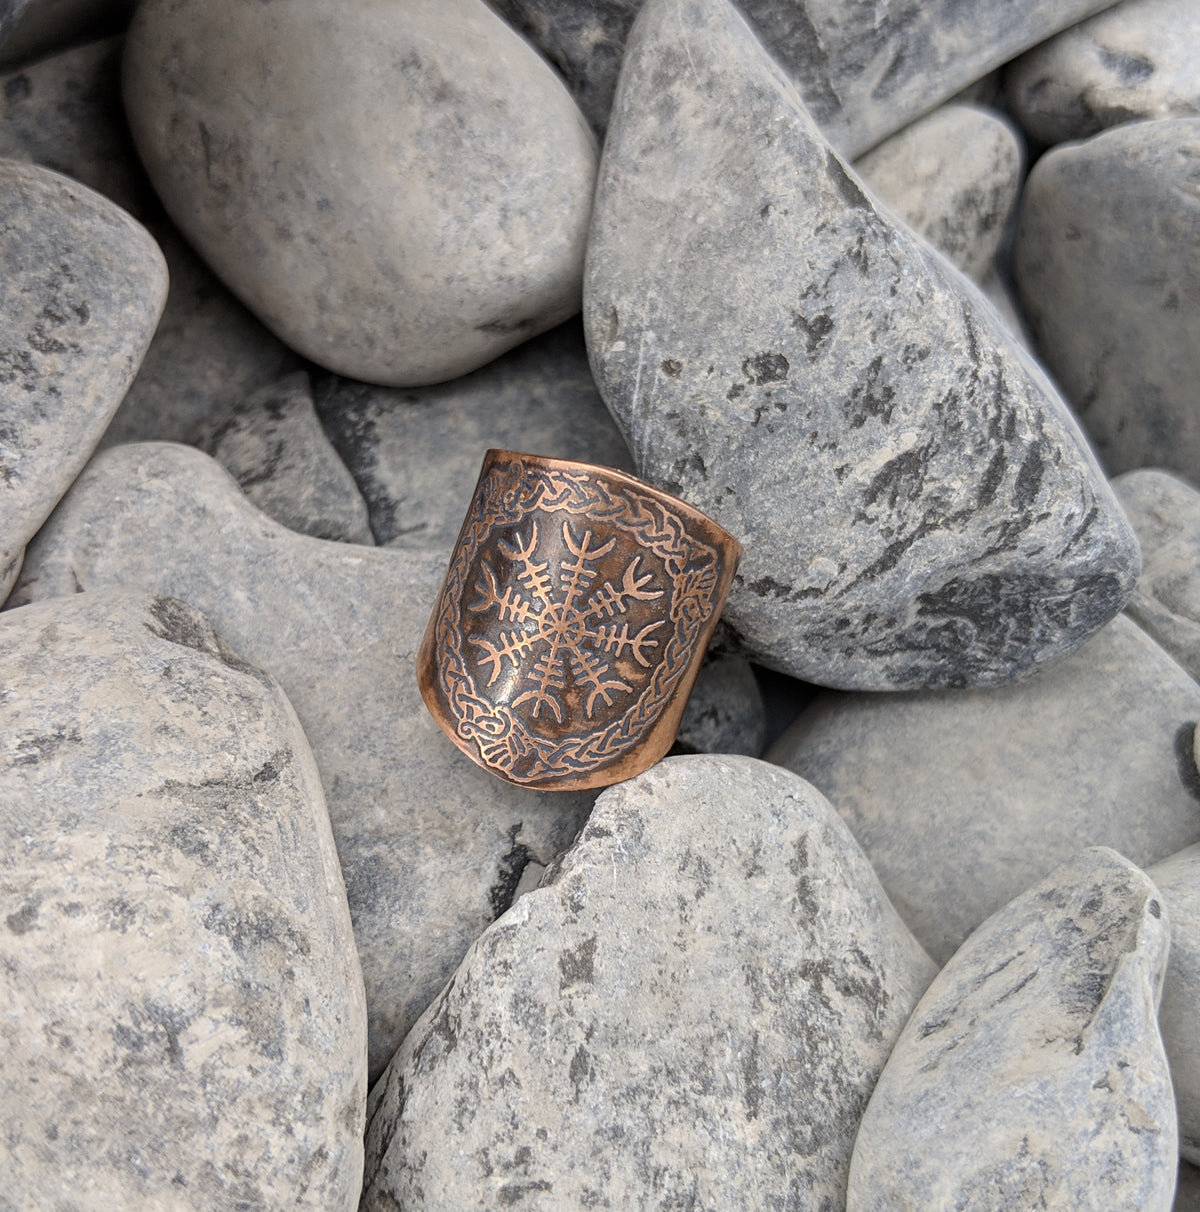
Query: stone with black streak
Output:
[[585, 0, 1139, 690], [8, 442, 592, 1081], [361, 755, 936, 1211], [0, 591, 366, 1208], [847, 848, 1176, 1211]]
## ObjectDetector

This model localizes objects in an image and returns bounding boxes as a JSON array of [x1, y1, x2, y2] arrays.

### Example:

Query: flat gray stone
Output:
[[674, 653, 767, 757], [192, 370, 373, 545], [1006, 0, 1200, 146], [122, 0, 597, 387], [1114, 468, 1200, 679], [855, 103, 1023, 282], [768, 614, 1200, 962], [1148, 843, 1200, 1164], [585, 0, 1139, 691], [9, 442, 593, 1081], [314, 319, 632, 555], [0, 590, 366, 1208], [362, 755, 935, 1211], [1014, 117, 1200, 479], [0, 158, 167, 603], [847, 848, 1176, 1212]]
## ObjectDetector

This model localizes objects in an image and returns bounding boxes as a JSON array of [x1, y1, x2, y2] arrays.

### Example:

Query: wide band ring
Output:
[[418, 449, 743, 791]]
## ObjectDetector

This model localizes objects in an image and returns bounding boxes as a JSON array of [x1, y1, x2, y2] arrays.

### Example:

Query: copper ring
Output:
[[418, 450, 743, 791]]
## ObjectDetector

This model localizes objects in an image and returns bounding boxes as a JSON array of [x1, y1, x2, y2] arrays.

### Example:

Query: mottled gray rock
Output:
[[1014, 118, 1200, 479], [847, 848, 1176, 1211], [979, 266, 1035, 352], [1114, 469, 1200, 679], [493, 0, 1119, 153], [123, 0, 596, 387], [314, 320, 632, 554], [192, 371, 372, 544], [0, 590, 365, 1208], [0, 159, 167, 603], [586, 0, 1138, 691], [674, 653, 767, 757], [1006, 0, 1200, 146], [0, 0, 132, 67], [768, 615, 1200, 961], [855, 104, 1023, 282], [362, 755, 936, 1211], [9, 442, 592, 1080], [1149, 844, 1200, 1164]]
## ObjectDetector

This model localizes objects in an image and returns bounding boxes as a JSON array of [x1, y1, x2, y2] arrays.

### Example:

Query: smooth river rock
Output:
[[1006, 0, 1200, 146], [674, 653, 767, 757], [9, 442, 593, 1081], [768, 614, 1200, 961], [362, 755, 936, 1211], [122, 0, 597, 387], [0, 159, 167, 603], [586, 0, 1139, 691], [847, 848, 1176, 1212], [0, 590, 366, 1209], [1014, 117, 1200, 480], [1114, 469, 1200, 679]]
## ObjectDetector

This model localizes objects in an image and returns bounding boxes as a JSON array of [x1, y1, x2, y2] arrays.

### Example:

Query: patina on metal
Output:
[[418, 450, 743, 791]]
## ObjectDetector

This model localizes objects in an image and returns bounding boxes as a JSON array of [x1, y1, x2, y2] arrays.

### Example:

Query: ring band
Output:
[[418, 450, 743, 791]]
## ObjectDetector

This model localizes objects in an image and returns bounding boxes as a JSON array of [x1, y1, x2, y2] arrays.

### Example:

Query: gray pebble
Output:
[[847, 847, 1176, 1212], [674, 653, 767, 757], [362, 755, 936, 1211], [585, 0, 1139, 691]]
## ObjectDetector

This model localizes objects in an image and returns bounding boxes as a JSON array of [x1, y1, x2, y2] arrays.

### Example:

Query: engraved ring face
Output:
[[418, 451, 742, 791]]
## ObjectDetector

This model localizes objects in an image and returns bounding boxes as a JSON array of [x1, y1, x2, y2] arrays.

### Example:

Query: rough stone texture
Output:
[[0, 590, 366, 1209], [0, 159, 167, 604], [855, 103, 1023, 282], [1114, 469, 1200, 679], [1006, 0, 1200, 147], [674, 653, 767, 757], [122, 0, 597, 387], [191, 371, 373, 544], [9, 442, 593, 1081], [362, 755, 936, 1211], [847, 848, 1176, 1212], [768, 614, 1200, 962], [492, 0, 1120, 154], [585, 0, 1139, 691], [1014, 117, 1200, 480], [1148, 843, 1200, 1164], [0, 0, 133, 67], [314, 319, 633, 556]]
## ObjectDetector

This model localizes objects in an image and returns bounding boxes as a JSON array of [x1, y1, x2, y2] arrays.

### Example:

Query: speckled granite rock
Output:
[[586, 0, 1139, 691], [768, 615, 1200, 962], [123, 0, 596, 387], [0, 591, 366, 1208], [1014, 118, 1200, 479], [674, 653, 766, 757], [0, 159, 167, 603], [314, 320, 632, 554], [847, 848, 1176, 1211], [1148, 843, 1200, 1164], [1006, 0, 1200, 146], [855, 104, 1023, 282], [9, 442, 593, 1080], [362, 756, 936, 1211], [192, 371, 373, 544]]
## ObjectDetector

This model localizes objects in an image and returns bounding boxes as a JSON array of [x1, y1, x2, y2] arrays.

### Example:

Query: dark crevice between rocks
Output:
[[1173, 722, 1200, 803], [488, 824, 533, 920]]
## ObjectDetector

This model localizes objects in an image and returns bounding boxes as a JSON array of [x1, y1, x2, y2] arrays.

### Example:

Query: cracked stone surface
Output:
[[122, 0, 597, 387], [0, 590, 366, 1209], [847, 847, 1176, 1212], [0, 158, 167, 604], [585, 0, 1139, 691], [8, 442, 593, 1081], [768, 614, 1200, 962], [1014, 117, 1200, 480], [362, 755, 936, 1211]]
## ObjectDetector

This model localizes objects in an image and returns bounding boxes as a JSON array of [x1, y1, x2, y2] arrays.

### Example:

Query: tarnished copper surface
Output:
[[418, 450, 742, 791]]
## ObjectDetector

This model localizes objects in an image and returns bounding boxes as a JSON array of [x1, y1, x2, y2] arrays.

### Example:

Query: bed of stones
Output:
[[2, 0, 1199, 1206]]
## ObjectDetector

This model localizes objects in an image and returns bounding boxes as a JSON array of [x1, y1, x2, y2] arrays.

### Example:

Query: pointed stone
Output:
[[585, 0, 1138, 690], [362, 756, 935, 1211], [9, 442, 592, 1080], [847, 848, 1176, 1212]]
